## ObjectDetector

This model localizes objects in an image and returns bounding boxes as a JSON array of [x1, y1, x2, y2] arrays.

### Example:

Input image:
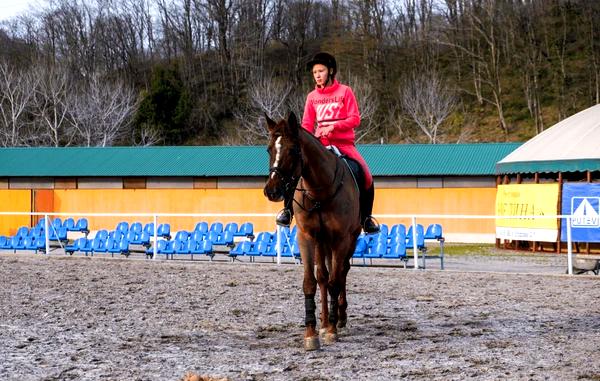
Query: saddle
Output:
[[326, 145, 365, 195]]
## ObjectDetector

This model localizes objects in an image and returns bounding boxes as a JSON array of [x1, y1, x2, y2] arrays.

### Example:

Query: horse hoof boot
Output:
[[304, 336, 320, 351]]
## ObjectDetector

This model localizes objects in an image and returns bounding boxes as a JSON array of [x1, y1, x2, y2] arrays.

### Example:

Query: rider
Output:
[[275, 52, 380, 234]]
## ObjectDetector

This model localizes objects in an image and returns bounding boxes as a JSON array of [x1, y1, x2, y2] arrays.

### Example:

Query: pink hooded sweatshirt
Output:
[[301, 79, 373, 188]]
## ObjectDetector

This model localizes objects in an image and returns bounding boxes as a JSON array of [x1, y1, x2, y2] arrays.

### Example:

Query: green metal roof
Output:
[[0, 143, 521, 177]]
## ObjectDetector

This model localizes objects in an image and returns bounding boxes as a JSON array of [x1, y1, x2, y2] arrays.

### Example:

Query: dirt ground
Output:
[[1, 252, 599, 381]]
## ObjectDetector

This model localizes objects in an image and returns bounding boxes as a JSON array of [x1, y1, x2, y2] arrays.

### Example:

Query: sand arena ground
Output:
[[0, 252, 599, 380]]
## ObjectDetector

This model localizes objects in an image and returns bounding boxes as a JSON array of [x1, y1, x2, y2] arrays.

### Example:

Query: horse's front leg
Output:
[[299, 234, 319, 351], [316, 249, 330, 339]]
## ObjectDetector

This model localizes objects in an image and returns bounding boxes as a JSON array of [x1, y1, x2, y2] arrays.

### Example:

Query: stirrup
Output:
[[362, 216, 380, 234]]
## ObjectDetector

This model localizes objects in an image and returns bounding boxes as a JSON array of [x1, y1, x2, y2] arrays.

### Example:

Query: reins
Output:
[[294, 158, 345, 213], [268, 129, 347, 215]]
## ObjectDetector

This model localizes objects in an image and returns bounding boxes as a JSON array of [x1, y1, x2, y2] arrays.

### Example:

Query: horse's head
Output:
[[263, 112, 302, 202]]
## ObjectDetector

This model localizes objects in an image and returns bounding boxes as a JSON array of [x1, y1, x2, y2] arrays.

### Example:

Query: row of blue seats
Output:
[[63, 222, 256, 257], [227, 224, 444, 261], [36, 217, 89, 234], [229, 229, 300, 259]]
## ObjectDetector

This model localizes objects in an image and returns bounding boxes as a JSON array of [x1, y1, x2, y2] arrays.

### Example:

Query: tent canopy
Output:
[[497, 104, 600, 174]]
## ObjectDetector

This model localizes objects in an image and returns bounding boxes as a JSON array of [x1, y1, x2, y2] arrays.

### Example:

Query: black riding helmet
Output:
[[307, 52, 337, 79]]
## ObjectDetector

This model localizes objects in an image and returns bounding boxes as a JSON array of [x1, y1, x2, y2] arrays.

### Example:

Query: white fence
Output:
[[0, 211, 582, 275]]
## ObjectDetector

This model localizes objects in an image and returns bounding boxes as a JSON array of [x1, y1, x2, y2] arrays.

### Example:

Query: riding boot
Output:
[[276, 207, 293, 227], [276, 193, 295, 227], [360, 184, 380, 234]]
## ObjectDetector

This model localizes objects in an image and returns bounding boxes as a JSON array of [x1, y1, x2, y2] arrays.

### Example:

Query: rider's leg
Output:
[[276, 192, 295, 227], [360, 183, 379, 234]]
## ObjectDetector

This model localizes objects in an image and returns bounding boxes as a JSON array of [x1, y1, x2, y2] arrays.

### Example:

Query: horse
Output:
[[263, 112, 362, 351]]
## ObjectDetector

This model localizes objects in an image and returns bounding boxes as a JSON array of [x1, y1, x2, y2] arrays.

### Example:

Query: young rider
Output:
[[275, 52, 380, 234]]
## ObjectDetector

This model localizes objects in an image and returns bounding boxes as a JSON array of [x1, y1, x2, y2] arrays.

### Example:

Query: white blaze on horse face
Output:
[[271, 136, 282, 179]]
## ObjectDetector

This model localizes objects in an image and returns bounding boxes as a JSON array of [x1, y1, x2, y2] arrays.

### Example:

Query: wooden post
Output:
[[557, 172, 563, 254]]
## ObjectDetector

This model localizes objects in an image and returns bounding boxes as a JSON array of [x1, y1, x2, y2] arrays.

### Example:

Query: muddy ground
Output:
[[1, 252, 599, 381]]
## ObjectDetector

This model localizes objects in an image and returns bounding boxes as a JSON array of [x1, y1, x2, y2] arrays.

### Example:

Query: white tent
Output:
[[497, 104, 600, 174]]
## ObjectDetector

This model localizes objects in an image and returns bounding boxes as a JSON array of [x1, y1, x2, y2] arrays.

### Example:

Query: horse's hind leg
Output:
[[337, 259, 351, 329]]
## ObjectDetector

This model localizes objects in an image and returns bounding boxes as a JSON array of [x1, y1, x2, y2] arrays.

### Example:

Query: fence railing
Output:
[[0, 212, 580, 275]]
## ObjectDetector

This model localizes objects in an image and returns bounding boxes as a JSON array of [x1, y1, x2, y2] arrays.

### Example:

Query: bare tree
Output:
[[233, 74, 296, 144], [400, 70, 455, 144], [70, 74, 138, 147], [0, 62, 38, 147], [344, 73, 379, 143], [31, 64, 76, 146]]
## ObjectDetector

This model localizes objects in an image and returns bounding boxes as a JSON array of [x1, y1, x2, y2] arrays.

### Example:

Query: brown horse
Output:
[[263, 112, 362, 351]]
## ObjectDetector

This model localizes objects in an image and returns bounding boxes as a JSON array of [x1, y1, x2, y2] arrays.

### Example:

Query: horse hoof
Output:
[[337, 319, 347, 329], [304, 336, 320, 351], [323, 332, 338, 344]]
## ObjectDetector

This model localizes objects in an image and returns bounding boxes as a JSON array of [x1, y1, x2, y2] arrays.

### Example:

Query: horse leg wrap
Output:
[[328, 299, 339, 325], [305, 297, 317, 327]]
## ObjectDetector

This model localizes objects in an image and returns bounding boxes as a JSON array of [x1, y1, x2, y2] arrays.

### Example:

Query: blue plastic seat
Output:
[[383, 241, 406, 259], [390, 224, 406, 238], [51, 218, 62, 231], [191, 230, 205, 242], [11, 236, 23, 250], [224, 222, 238, 235], [157, 224, 171, 239], [79, 238, 93, 254], [75, 218, 89, 234], [230, 241, 251, 257], [49, 226, 68, 242], [353, 237, 367, 258], [15, 226, 29, 238], [424, 224, 443, 240], [92, 235, 107, 253], [209, 222, 223, 234], [63, 218, 76, 231], [237, 222, 254, 238], [22, 237, 37, 251], [174, 231, 190, 242], [202, 240, 213, 256], [406, 224, 425, 249], [364, 241, 386, 259], [130, 222, 143, 234], [173, 239, 189, 255], [65, 237, 86, 254], [245, 241, 262, 257], [194, 222, 209, 234], [153, 240, 174, 256], [143, 223, 155, 236]]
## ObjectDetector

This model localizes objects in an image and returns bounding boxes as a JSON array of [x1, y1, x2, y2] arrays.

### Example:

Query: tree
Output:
[[233, 74, 300, 144], [134, 65, 191, 145], [70, 73, 138, 147], [0, 62, 38, 147], [31, 64, 76, 146], [400, 70, 455, 144]]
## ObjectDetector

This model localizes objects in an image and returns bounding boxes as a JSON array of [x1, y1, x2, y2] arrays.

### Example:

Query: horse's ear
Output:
[[286, 112, 299, 137], [265, 113, 276, 132]]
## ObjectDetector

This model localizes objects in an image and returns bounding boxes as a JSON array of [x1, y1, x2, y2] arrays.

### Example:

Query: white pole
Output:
[[276, 225, 282, 265], [566, 216, 573, 275], [153, 215, 158, 260], [44, 214, 50, 255], [412, 216, 418, 270]]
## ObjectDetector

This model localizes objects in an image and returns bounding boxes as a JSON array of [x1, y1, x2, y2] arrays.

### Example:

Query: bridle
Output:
[[268, 136, 345, 213]]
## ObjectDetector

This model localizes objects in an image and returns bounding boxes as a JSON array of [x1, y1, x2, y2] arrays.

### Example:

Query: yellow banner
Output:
[[495, 184, 559, 230]]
